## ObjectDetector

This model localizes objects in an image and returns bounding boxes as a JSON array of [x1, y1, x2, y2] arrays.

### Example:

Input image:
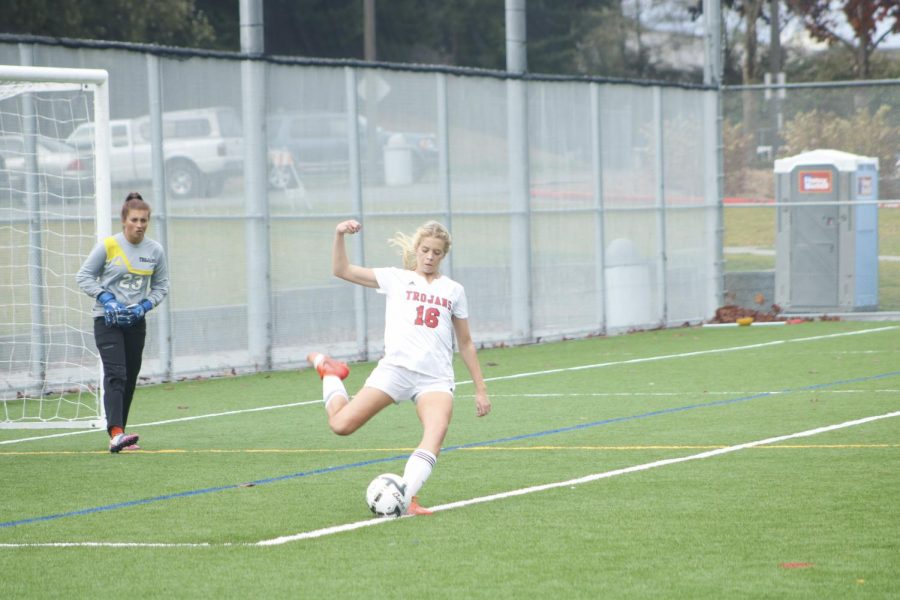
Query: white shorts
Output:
[[364, 362, 455, 404]]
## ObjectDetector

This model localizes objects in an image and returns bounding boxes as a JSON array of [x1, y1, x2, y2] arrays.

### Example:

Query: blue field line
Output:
[[449, 370, 900, 450], [0, 454, 410, 529], [3, 369, 898, 530]]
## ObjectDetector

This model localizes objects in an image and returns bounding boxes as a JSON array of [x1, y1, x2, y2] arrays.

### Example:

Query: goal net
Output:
[[0, 65, 111, 429]]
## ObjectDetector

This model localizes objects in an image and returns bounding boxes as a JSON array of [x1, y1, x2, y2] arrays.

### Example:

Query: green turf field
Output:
[[1, 321, 898, 598]]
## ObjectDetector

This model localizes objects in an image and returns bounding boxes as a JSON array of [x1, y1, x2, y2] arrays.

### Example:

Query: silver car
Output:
[[0, 134, 94, 201]]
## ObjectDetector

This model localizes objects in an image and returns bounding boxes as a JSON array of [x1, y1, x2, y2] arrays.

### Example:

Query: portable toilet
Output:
[[774, 149, 878, 312]]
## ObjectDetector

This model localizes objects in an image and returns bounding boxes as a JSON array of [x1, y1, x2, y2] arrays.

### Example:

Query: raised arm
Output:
[[333, 220, 378, 288]]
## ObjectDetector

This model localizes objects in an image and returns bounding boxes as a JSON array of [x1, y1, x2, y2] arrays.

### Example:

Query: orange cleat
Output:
[[406, 496, 433, 516], [307, 352, 349, 380]]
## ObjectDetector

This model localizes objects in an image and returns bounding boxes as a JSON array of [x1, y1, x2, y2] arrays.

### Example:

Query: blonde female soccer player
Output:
[[76, 192, 169, 453], [308, 219, 491, 515]]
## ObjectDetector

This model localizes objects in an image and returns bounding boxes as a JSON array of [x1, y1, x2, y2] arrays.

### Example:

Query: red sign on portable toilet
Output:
[[798, 170, 832, 193]]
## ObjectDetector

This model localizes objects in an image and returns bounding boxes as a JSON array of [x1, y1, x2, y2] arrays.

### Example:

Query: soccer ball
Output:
[[365, 473, 409, 518]]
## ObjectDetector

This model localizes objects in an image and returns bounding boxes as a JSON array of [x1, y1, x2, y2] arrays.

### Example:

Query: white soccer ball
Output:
[[366, 473, 409, 518]]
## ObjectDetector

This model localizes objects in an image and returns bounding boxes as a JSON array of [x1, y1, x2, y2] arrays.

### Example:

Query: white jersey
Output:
[[373, 267, 469, 381]]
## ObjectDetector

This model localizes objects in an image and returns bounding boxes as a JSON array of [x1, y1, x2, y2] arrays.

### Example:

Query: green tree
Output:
[[261, 0, 507, 68], [689, 0, 773, 85], [263, 0, 361, 59], [721, 118, 761, 197], [571, 3, 638, 78], [784, 44, 900, 82], [786, 0, 900, 78], [780, 105, 899, 177], [4, 0, 216, 47], [197, 0, 239, 51], [431, 0, 506, 69]]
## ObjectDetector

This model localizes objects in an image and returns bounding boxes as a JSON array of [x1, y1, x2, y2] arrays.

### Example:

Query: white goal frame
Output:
[[0, 65, 111, 429]]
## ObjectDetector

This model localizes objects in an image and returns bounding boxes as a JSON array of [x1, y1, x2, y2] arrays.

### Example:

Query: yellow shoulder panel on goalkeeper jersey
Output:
[[103, 236, 154, 276]]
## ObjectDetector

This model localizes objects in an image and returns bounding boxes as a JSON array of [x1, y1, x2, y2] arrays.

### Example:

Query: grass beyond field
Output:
[[724, 206, 900, 310], [1, 321, 898, 598]]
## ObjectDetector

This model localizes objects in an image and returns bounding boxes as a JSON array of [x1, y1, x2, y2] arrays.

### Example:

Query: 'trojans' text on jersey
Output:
[[406, 291, 452, 310]]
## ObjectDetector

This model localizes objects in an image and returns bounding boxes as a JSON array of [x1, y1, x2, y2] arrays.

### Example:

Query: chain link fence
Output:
[[722, 81, 900, 315], [0, 39, 720, 386]]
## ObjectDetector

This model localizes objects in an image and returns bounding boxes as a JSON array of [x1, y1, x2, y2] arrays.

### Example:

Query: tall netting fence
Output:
[[0, 39, 719, 393], [722, 81, 900, 315]]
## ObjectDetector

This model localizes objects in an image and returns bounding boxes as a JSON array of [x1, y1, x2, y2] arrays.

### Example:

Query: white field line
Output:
[[3, 325, 896, 447], [0, 399, 323, 446], [0, 542, 222, 548], [3, 409, 897, 549], [459, 325, 898, 385], [257, 409, 900, 545], [487, 389, 900, 398], [724, 246, 900, 263]]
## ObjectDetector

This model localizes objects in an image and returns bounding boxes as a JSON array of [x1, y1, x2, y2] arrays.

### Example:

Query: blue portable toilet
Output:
[[774, 149, 878, 312]]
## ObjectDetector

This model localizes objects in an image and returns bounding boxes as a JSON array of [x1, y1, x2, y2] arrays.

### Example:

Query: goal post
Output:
[[0, 65, 111, 429]]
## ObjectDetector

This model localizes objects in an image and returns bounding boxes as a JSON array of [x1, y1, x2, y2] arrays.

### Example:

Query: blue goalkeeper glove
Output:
[[98, 291, 132, 328], [127, 299, 154, 322]]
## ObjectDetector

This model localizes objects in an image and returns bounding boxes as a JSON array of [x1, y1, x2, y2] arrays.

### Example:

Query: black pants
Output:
[[93, 317, 146, 434]]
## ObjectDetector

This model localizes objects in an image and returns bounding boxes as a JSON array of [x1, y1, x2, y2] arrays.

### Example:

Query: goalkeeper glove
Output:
[[127, 299, 154, 321], [115, 306, 137, 328], [98, 291, 129, 328]]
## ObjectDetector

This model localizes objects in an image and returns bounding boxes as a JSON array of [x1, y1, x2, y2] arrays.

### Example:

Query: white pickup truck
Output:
[[67, 106, 242, 199]]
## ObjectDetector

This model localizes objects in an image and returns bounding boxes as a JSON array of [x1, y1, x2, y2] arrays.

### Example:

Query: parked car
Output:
[[0, 134, 94, 200], [66, 106, 242, 199], [266, 111, 437, 186]]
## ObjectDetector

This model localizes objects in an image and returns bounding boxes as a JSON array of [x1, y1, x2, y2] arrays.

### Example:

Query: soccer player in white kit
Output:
[[308, 219, 491, 515]]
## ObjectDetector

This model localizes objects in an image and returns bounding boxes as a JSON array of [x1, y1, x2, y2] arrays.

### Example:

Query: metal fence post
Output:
[[146, 54, 172, 380]]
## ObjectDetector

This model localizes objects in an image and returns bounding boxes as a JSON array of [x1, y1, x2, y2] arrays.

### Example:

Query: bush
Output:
[[722, 119, 774, 199], [780, 105, 899, 179]]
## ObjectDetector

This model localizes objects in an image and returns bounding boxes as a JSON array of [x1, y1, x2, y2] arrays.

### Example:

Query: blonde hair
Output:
[[388, 221, 452, 270]]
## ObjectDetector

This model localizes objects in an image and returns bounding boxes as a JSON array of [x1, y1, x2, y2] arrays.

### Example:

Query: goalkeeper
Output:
[[76, 192, 169, 453]]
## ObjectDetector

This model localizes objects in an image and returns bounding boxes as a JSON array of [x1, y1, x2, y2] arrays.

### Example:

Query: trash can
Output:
[[774, 149, 878, 312], [383, 133, 414, 186], [605, 238, 653, 328]]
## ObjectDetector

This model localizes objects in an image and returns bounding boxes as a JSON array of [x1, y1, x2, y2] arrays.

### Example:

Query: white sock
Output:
[[403, 448, 437, 498], [322, 375, 347, 410]]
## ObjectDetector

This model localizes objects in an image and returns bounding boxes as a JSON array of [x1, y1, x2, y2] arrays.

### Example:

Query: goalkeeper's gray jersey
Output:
[[76, 232, 169, 318]]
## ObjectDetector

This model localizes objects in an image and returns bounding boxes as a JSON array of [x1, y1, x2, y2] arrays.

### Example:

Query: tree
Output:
[[421, 0, 506, 69], [196, 0, 239, 51], [740, 0, 767, 84], [780, 105, 898, 178], [3, 0, 216, 48], [688, 0, 777, 85], [721, 118, 767, 198], [262, 0, 507, 68], [573, 1, 657, 79], [571, 0, 709, 82], [263, 0, 362, 59], [528, 0, 612, 75], [786, 0, 900, 78], [784, 43, 900, 82]]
